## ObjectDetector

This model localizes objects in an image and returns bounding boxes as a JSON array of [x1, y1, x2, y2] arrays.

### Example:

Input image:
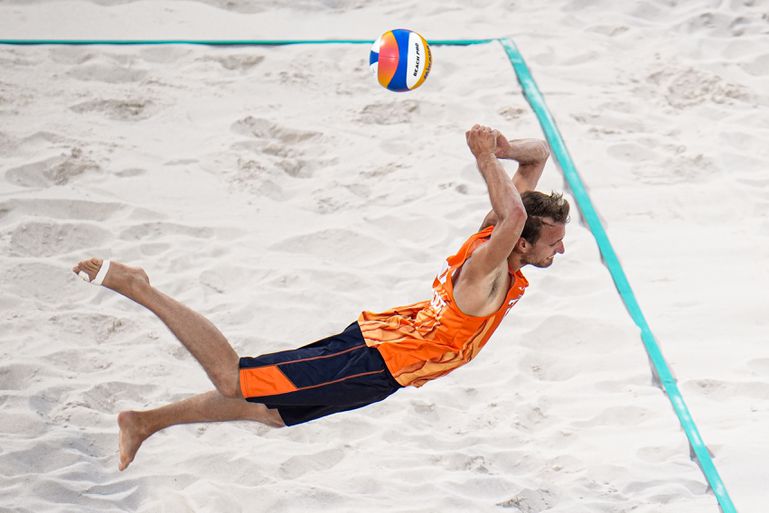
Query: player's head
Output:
[[517, 191, 570, 268]]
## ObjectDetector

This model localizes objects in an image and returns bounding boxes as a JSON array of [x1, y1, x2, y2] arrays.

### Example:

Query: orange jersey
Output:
[[358, 226, 528, 387]]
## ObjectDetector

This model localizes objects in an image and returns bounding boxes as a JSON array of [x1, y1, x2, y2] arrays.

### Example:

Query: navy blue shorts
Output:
[[238, 322, 401, 426]]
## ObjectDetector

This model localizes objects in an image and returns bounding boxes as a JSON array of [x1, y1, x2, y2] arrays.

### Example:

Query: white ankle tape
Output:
[[92, 260, 111, 286]]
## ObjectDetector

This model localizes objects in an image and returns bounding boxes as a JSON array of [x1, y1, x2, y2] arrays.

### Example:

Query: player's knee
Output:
[[213, 372, 242, 399]]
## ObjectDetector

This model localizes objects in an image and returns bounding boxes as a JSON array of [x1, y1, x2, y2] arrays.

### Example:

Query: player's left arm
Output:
[[478, 136, 550, 230]]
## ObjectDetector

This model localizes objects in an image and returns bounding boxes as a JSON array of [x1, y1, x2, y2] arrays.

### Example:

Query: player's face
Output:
[[525, 222, 566, 268]]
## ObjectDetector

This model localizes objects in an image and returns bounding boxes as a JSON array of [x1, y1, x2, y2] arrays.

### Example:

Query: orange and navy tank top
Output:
[[357, 226, 528, 387]]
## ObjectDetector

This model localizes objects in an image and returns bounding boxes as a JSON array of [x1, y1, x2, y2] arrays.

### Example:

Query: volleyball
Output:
[[369, 29, 431, 92]]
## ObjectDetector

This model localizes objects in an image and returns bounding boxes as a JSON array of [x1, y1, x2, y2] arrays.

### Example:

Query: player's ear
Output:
[[515, 237, 529, 252]]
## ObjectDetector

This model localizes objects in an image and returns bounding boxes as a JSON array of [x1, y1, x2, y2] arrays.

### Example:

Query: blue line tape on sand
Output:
[[497, 36, 736, 513]]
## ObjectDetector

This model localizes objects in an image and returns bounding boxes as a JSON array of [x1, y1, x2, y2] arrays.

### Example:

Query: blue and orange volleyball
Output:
[[369, 29, 432, 92]]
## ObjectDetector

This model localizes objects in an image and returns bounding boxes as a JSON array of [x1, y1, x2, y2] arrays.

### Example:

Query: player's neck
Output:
[[508, 252, 524, 274]]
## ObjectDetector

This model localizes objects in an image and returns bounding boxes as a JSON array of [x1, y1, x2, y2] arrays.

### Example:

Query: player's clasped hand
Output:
[[466, 124, 499, 159]]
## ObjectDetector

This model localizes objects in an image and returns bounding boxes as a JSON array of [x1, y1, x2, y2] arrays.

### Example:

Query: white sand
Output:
[[1, 1, 767, 512]]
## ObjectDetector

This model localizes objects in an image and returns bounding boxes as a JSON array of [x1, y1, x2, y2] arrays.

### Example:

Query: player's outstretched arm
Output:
[[463, 125, 527, 281], [479, 136, 550, 230]]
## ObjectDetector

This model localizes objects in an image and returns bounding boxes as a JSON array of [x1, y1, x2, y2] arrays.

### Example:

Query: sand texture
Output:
[[0, 1, 767, 512]]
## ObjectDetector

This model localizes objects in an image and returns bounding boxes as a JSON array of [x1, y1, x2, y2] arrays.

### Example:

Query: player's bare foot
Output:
[[72, 258, 149, 297], [117, 411, 150, 471]]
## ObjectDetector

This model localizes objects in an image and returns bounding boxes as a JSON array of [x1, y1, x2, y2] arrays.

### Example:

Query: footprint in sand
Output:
[[227, 157, 286, 200], [684, 378, 769, 400], [118, 222, 215, 242], [631, 152, 718, 185], [740, 53, 769, 77], [187, 0, 267, 13], [647, 66, 754, 108], [230, 116, 324, 179], [138, 45, 192, 64], [48, 312, 134, 345], [231, 116, 322, 144], [81, 381, 156, 414], [497, 488, 557, 513], [358, 100, 419, 125], [0, 363, 40, 391], [46, 349, 112, 375], [115, 168, 147, 178], [48, 47, 98, 65], [677, 9, 769, 38], [571, 111, 645, 135], [278, 448, 345, 480], [14, 131, 71, 152], [498, 105, 526, 121], [9, 221, 111, 257], [275, 157, 314, 178], [310, 188, 363, 215], [606, 142, 659, 163], [0, 131, 16, 154], [3, 262, 85, 304], [0, 49, 35, 68], [70, 98, 158, 121], [201, 53, 266, 72], [0, 440, 82, 477], [0, 198, 123, 222], [270, 228, 389, 264], [5, 148, 101, 187], [66, 63, 148, 84]]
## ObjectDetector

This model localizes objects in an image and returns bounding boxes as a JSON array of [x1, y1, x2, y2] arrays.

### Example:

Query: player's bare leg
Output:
[[73, 258, 241, 398], [117, 390, 284, 470]]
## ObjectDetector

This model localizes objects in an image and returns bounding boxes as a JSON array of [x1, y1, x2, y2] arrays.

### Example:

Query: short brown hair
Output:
[[520, 191, 570, 243]]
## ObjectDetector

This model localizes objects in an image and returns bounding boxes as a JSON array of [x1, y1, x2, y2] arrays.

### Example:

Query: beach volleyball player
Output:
[[73, 125, 569, 470]]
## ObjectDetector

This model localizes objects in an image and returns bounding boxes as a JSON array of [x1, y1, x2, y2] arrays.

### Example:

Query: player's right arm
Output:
[[461, 125, 527, 283]]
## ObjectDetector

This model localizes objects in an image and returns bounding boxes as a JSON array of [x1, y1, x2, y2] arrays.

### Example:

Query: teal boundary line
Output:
[[497, 37, 736, 513], [0, 35, 735, 512], [0, 38, 493, 46]]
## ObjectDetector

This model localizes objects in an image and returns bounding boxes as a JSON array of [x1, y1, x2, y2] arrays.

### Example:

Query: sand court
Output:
[[1, 1, 767, 512]]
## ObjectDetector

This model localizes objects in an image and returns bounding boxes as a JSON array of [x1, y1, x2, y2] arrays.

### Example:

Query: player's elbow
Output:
[[493, 209, 526, 244], [496, 201, 527, 225], [532, 139, 550, 163]]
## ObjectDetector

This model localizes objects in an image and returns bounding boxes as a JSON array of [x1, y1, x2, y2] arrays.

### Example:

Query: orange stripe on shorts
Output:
[[240, 365, 297, 398]]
